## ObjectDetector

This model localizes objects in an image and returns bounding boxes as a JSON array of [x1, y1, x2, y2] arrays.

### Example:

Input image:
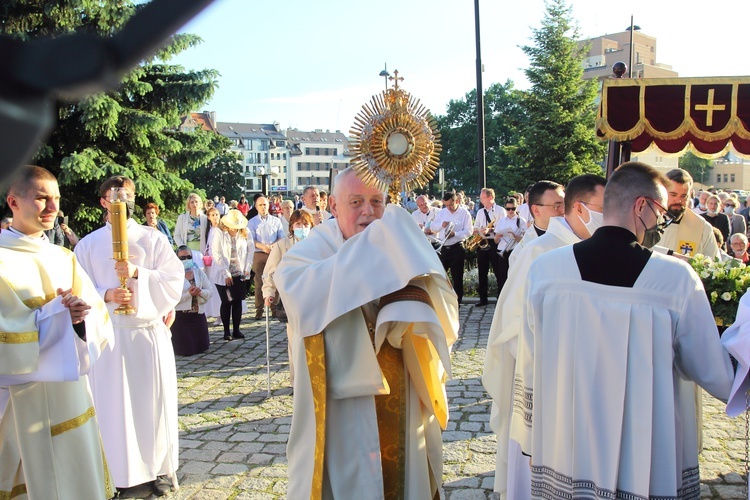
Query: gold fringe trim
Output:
[[0, 483, 27, 500], [0, 332, 38, 344], [50, 407, 96, 437], [22, 293, 57, 310], [304, 333, 326, 500]]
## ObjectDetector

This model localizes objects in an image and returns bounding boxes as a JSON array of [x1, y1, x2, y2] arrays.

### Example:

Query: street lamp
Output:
[[379, 64, 390, 91]]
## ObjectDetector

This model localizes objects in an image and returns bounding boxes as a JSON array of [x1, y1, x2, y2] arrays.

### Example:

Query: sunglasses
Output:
[[178, 255, 192, 261], [505, 207, 516, 211]]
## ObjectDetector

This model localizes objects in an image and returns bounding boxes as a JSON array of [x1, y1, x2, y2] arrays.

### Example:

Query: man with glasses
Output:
[[657, 169, 720, 258], [510, 162, 736, 499], [511, 180, 564, 262], [483, 173, 605, 499], [472, 188, 506, 306]]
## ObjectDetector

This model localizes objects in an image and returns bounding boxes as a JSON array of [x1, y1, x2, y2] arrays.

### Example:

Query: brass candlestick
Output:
[[110, 187, 136, 315]]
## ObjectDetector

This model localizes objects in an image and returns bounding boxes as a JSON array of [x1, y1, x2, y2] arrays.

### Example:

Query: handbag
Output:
[[202, 255, 213, 267]]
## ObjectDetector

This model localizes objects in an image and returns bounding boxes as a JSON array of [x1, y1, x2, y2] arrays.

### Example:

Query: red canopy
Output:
[[596, 77, 750, 159]]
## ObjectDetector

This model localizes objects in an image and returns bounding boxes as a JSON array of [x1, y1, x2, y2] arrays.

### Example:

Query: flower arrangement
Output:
[[689, 254, 750, 327]]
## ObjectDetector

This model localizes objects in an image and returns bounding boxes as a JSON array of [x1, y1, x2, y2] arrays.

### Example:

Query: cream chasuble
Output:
[[658, 208, 720, 258], [0, 230, 114, 500], [276, 205, 459, 500]]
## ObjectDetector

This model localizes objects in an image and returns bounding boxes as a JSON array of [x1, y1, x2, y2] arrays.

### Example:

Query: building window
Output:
[[717, 174, 722, 183], [283, 153, 287, 160], [731, 174, 736, 183], [305, 148, 311, 155], [724, 174, 729, 183]]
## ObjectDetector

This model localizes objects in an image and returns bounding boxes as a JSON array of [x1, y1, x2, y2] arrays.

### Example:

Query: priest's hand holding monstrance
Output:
[[110, 187, 136, 315]]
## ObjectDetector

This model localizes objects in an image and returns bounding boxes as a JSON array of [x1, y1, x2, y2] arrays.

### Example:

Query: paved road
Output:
[[123, 301, 748, 499]]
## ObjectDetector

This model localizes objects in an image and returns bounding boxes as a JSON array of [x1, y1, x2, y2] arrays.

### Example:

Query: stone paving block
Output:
[[180, 460, 216, 475], [212, 463, 249, 475], [247, 453, 274, 465]]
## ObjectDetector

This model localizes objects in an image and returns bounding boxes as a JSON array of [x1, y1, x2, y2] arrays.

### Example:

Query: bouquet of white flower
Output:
[[689, 254, 750, 327]]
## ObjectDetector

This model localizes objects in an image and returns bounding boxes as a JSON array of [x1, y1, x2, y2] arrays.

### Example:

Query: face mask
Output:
[[638, 209, 667, 248], [724, 206, 735, 215], [294, 227, 310, 240], [706, 208, 718, 216], [182, 259, 194, 270], [579, 203, 604, 236]]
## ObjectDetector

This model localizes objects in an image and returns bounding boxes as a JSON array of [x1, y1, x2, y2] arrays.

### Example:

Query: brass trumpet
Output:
[[464, 217, 497, 252], [435, 221, 456, 254]]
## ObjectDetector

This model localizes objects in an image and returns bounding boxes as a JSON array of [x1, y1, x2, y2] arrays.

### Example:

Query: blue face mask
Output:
[[294, 227, 310, 240], [182, 259, 195, 270]]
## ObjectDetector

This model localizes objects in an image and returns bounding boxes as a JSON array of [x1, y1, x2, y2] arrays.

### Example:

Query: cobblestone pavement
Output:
[[122, 300, 748, 499]]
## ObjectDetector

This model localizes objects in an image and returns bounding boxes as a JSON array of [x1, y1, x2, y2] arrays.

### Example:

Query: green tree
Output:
[[0, 1, 223, 235], [679, 152, 714, 186], [512, 0, 605, 185], [436, 81, 524, 194], [182, 145, 244, 202]]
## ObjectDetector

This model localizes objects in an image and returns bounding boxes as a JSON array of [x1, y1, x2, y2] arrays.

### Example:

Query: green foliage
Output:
[[679, 152, 714, 186], [0, 1, 224, 236], [511, 0, 605, 185], [436, 81, 524, 195], [182, 137, 245, 201]]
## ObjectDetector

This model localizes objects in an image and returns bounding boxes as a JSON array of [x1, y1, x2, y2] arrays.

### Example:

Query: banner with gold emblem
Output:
[[596, 76, 750, 158]]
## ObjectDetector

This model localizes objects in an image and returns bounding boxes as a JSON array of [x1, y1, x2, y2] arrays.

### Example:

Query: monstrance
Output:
[[349, 70, 441, 203]]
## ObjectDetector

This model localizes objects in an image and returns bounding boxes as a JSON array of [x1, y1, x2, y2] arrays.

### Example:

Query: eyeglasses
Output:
[[505, 207, 516, 211], [178, 255, 192, 261], [644, 197, 675, 230], [535, 202, 564, 210]]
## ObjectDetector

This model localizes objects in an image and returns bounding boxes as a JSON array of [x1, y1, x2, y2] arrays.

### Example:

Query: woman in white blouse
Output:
[[211, 209, 253, 341], [174, 193, 210, 255]]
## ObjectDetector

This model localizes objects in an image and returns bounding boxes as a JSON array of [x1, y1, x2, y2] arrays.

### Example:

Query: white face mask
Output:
[[579, 203, 604, 236], [724, 206, 735, 215]]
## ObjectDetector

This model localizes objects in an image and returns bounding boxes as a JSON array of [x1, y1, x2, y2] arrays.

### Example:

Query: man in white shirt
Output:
[[247, 196, 285, 319], [300, 185, 331, 227], [428, 190, 473, 304], [411, 194, 440, 247], [215, 196, 229, 216], [483, 173, 605, 499], [472, 188, 506, 306], [511, 162, 736, 499]]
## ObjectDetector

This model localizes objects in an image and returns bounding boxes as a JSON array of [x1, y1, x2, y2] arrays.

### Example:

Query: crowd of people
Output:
[[3, 163, 750, 499]]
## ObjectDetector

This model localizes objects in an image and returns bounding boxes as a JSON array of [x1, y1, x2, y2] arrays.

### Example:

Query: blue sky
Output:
[[170, 0, 750, 132]]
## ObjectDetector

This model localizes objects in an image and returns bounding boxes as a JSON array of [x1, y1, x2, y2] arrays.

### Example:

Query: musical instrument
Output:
[[110, 187, 136, 315], [435, 221, 456, 254], [464, 216, 498, 251]]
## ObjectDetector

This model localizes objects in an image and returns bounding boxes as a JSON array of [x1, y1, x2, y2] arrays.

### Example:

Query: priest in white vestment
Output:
[[511, 163, 736, 500], [275, 168, 459, 500], [0, 166, 115, 499], [75, 176, 183, 495], [509, 180, 565, 267], [483, 174, 605, 499]]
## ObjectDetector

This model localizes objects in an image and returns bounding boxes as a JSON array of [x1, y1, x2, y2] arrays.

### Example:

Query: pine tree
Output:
[[0, 1, 226, 234], [512, 0, 605, 185]]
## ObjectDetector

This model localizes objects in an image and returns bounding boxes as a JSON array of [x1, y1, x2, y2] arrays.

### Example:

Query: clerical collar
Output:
[[6, 226, 48, 243], [573, 226, 651, 288], [533, 224, 546, 237]]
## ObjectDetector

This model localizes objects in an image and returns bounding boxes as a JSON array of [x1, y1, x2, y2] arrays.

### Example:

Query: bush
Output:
[[462, 266, 498, 297]]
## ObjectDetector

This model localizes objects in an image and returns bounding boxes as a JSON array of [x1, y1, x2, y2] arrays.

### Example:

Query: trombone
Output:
[[435, 221, 456, 254]]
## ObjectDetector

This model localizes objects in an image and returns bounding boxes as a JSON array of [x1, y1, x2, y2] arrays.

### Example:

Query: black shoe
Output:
[[223, 334, 232, 341], [254, 314, 263, 320], [476, 300, 489, 307], [151, 476, 172, 497], [232, 332, 246, 339]]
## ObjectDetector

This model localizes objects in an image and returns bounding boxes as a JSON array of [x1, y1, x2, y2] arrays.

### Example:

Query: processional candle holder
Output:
[[110, 187, 136, 315]]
